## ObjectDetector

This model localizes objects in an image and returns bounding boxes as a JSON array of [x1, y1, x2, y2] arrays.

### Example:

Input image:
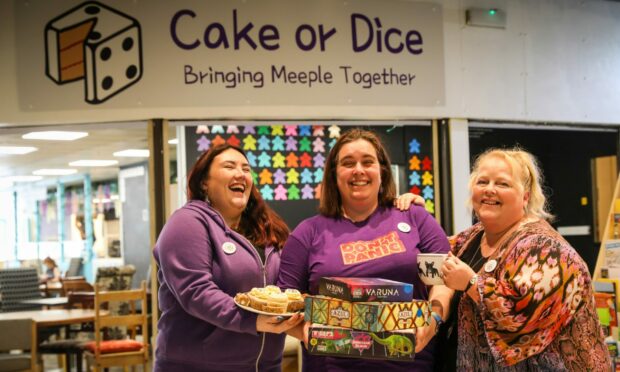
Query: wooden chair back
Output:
[[85, 281, 148, 371], [61, 277, 94, 295], [61, 277, 95, 309]]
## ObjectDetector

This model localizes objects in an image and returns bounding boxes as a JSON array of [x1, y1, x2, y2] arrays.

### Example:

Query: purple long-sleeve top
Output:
[[153, 200, 285, 372], [277, 205, 450, 371]]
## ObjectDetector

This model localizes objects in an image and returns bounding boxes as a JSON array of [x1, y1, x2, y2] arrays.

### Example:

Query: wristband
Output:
[[430, 311, 443, 334]]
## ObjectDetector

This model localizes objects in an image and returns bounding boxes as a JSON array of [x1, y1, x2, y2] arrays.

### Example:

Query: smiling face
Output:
[[472, 155, 529, 231], [203, 148, 252, 226], [336, 139, 382, 214]]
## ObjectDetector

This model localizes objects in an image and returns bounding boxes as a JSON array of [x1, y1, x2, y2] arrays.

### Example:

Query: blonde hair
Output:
[[468, 148, 554, 221]]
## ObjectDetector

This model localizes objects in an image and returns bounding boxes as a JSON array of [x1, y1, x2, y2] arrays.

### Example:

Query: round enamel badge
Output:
[[397, 222, 411, 233], [222, 242, 237, 255], [484, 259, 498, 272]]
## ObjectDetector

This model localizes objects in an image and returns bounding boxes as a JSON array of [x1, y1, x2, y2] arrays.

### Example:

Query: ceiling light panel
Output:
[[113, 149, 150, 157], [69, 160, 119, 167], [22, 131, 88, 141], [33, 168, 78, 176], [0, 146, 38, 155]]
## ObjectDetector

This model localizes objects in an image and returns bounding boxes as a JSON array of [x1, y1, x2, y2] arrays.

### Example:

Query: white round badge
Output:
[[397, 222, 411, 233], [222, 242, 237, 255], [484, 259, 498, 273]]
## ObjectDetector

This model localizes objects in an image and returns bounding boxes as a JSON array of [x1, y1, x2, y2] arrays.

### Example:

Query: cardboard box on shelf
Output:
[[319, 277, 413, 302]]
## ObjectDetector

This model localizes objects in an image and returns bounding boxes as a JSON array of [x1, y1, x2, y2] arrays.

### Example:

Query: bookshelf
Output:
[[594, 172, 620, 281]]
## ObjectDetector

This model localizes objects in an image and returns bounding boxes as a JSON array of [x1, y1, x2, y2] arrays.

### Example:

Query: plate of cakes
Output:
[[234, 285, 305, 316]]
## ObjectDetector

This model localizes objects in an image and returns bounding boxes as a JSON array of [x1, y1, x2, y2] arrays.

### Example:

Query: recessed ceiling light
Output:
[[168, 138, 178, 145], [0, 175, 43, 183], [113, 149, 150, 158], [0, 146, 38, 155], [69, 160, 118, 167], [33, 169, 78, 176], [22, 131, 88, 141]]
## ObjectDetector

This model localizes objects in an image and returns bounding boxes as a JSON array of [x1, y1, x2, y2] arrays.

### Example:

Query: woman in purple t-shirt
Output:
[[278, 129, 453, 371]]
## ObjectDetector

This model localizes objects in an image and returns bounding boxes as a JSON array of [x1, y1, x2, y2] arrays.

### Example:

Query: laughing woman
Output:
[[154, 144, 302, 372]]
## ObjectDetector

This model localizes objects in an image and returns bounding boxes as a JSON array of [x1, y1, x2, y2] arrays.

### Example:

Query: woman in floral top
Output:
[[439, 148, 610, 371]]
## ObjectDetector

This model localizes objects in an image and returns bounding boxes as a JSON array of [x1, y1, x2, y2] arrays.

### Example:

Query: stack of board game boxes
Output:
[[305, 277, 431, 361]]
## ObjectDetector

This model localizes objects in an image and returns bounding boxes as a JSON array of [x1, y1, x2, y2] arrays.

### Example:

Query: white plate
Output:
[[234, 298, 301, 317]]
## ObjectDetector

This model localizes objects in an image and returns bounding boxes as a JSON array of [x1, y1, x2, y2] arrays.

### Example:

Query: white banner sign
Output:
[[15, 0, 445, 109]]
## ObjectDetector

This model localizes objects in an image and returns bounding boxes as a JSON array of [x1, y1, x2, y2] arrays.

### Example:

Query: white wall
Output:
[[2, 0, 619, 231], [1, 0, 620, 125]]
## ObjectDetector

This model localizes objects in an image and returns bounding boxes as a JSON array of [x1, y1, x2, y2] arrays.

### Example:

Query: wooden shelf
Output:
[[594, 172, 620, 281]]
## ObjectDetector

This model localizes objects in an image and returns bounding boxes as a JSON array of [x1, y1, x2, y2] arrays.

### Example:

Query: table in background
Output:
[[20, 297, 69, 309], [0, 308, 99, 327]]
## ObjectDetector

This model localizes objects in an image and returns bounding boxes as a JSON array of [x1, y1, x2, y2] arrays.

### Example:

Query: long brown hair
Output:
[[319, 129, 396, 217], [187, 144, 289, 249]]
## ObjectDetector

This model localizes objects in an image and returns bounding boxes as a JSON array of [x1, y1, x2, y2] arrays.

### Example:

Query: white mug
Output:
[[417, 253, 448, 285]]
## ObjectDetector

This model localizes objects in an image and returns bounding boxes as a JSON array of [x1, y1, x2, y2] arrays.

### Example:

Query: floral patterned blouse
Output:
[[451, 219, 611, 371]]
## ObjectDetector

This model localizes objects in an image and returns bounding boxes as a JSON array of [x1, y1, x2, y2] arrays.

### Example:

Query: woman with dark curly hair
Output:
[[154, 144, 302, 372]]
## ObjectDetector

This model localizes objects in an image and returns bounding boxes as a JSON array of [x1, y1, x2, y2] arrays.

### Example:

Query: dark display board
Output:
[[184, 123, 434, 230]]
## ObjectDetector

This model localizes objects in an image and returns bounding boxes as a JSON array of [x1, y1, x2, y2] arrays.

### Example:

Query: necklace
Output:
[[468, 249, 486, 272], [466, 237, 487, 272]]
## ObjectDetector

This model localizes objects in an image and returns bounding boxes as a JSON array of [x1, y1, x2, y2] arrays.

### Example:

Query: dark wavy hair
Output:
[[187, 144, 289, 249], [319, 128, 396, 217]]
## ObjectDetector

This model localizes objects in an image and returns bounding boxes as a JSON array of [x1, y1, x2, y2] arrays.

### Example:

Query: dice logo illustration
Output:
[[45, 1, 143, 104]]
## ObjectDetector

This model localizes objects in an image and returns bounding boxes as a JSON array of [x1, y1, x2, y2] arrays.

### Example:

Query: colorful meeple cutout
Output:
[[405, 134, 436, 216], [273, 169, 286, 185], [260, 185, 274, 200], [272, 136, 285, 151], [243, 135, 257, 151], [288, 184, 301, 200], [301, 184, 315, 199], [197, 135, 211, 151], [246, 152, 257, 167], [274, 184, 288, 200]]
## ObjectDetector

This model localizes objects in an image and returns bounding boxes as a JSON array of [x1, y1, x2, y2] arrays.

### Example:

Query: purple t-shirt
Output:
[[277, 205, 450, 372]]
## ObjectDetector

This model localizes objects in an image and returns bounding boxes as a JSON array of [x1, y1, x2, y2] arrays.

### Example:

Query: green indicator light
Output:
[[489, 9, 497, 16]]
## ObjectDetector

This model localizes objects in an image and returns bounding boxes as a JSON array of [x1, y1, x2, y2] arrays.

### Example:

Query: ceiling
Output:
[[0, 122, 178, 189]]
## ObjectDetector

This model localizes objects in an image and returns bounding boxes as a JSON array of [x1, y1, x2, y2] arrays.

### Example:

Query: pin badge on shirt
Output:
[[397, 222, 411, 233], [484, 259, 498, 272], [222, 242, 237, 255]]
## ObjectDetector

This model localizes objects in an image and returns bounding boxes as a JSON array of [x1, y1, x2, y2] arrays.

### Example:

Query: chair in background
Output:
[[64, 258, 83, 278], [94, 265, 136, 340], [0, 318, 37, 372], [94, 265, 136, 292], [61, 277, 94, 300], [38, 276, 95, 372], [82, 281, 148, 372], [0, 268, 42, 313]]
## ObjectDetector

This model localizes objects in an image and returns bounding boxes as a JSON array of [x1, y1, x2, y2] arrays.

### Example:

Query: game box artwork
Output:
[[319, 277, 414, 302], [308, 325, 416, 361], [305, 295, 431, 332]]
